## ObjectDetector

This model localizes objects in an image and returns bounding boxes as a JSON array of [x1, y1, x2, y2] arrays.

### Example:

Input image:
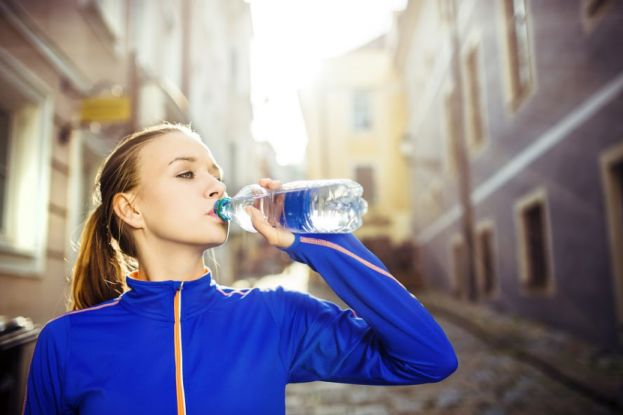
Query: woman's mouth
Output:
[[207, 209, 222, 221]]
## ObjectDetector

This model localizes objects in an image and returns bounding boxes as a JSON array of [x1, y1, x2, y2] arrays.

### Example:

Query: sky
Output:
[[248, 0, 407, 166]]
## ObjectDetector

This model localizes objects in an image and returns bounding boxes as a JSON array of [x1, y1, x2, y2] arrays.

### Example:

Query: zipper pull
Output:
[[178, 281, 185, 291]]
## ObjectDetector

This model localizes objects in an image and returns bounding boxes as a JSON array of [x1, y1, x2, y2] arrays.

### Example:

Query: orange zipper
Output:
[[174, 283, 186, 415]]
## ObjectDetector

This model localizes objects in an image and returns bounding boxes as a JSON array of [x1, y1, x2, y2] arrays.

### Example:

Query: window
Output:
[[523, 204, 547, 287], [516, 190, 554, 294], [0, 51, 53, 276], [464, 45, 486, 154], [501, 0, 533, 110], [355, 165, 376, 205], [476, 224, 497, 297], [352, 90, 373, 131]]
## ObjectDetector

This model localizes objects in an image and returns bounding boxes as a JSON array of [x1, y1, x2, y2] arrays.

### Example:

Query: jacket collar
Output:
[[120, 268, 219, 321]]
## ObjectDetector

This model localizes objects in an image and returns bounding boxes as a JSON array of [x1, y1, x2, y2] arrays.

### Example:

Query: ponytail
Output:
[[68, 204, 128, 311]]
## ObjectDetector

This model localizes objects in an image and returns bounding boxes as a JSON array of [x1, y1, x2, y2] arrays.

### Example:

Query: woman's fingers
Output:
[[259, 178, 282, 191], [245, 205, 294, 249], [245, 206, 269, 231], [247, 177, 294, 249], [245, 205, 277, 240]]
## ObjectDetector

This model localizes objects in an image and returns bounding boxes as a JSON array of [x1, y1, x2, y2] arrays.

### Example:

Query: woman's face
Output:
[[131, 131, 229, 249]]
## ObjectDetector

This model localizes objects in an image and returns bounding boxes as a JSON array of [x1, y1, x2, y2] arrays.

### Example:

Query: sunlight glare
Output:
[[248, 0, 407, 166]]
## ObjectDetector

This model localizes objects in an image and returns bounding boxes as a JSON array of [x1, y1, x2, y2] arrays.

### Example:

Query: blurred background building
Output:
[[394, 0, 623, 349], [299, 36, 419, 288], [0, 0, 272, 326], [1, 0, 622, 350]]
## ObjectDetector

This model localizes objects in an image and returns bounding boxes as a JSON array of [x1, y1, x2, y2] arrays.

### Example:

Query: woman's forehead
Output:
[[144, 131, 215, 162], [136, 132, 221, 181]]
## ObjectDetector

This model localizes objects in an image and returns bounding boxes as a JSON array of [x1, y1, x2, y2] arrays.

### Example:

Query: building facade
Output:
[[299, 37, 418, 287], [395, 0, 623, 348], [0, 0, 259, 327]]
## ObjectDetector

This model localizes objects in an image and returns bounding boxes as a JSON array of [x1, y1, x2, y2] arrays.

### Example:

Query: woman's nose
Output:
[[206, 177, 227, 199]]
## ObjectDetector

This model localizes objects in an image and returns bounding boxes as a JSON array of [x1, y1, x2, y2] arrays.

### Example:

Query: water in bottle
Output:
[[213, 179, 368, 233]]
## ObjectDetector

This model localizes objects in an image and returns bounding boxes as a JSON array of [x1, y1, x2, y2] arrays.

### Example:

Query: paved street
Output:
[[285, 314, 616, 415], [246, 264, 618, 415]]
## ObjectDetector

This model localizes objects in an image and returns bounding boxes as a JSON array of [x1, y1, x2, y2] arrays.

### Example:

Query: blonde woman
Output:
[[24, 124, 458, 414]]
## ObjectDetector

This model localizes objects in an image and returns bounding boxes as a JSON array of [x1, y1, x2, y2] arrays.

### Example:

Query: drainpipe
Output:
[[445, 0, 478, 302]]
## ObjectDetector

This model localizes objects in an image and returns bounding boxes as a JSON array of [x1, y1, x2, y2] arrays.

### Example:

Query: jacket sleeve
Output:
[[22, 317, 69, 414], [274, 232, 458, 385]]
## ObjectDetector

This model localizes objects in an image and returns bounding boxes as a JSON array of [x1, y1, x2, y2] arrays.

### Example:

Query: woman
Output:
[[23, 123, 458, 414]]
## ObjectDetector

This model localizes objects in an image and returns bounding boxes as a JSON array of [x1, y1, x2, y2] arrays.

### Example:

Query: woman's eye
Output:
[[177, 172, 224, 183], [177, 171, 194, 179]]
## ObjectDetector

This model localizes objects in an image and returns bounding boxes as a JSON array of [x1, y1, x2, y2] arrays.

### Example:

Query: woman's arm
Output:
[[269, 232, 458, 385], [247, 178, 458, 385]]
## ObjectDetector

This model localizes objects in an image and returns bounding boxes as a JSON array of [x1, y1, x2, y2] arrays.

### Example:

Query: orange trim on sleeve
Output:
[[299, 236, 406, 289]]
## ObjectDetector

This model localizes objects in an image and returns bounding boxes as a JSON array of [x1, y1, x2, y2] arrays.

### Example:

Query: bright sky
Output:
[[248, 0, 407, 166]]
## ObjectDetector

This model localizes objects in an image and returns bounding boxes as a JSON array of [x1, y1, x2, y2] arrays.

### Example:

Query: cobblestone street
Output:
[[246, 264, 619, 415], [285, 314, 616, 415]]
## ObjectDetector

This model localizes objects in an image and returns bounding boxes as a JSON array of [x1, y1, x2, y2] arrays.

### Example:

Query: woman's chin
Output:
[[201, 229, 229, 249]]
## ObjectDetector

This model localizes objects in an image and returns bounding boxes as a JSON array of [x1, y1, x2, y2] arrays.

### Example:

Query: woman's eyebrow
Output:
[[168, 156, 223, 176]]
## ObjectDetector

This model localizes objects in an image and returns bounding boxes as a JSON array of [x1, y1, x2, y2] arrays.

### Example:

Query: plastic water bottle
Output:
[[213, 179, 368, 233]]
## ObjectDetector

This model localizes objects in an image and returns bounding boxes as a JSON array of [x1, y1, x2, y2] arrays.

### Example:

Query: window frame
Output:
[[498, 0, 536, 113], [0, 50, 54, 278], [461, 33, 488, 157], [475, 220, 500, 299], [514, 187, 557, 297]]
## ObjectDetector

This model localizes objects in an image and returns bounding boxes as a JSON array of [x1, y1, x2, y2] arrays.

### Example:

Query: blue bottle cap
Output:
[[213, 197, 233, 222]]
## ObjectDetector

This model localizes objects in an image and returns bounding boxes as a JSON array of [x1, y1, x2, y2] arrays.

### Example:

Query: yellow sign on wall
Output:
[[80, 96, 131, 123]]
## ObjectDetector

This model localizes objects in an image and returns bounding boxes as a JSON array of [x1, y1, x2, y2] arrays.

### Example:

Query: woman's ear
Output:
[[112, 192, 144, 229]]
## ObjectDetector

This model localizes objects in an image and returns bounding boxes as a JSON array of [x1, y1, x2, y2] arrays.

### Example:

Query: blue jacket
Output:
[[24, 233, 458, 414]]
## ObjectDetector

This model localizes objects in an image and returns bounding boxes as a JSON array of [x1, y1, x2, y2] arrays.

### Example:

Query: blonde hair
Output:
[[68, 123, 218, 311]]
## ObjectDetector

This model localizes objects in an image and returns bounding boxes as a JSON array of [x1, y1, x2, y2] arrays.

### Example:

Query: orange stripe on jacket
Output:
[[299, 236, 406, 289], [174, 290, 185, 415]]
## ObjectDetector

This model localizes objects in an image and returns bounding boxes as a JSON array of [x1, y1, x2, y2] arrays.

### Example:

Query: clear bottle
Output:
[[213, 179, 368, 234]]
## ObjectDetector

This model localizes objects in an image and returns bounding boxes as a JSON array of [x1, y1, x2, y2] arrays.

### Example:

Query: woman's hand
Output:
[[245, 178, 295, 249]]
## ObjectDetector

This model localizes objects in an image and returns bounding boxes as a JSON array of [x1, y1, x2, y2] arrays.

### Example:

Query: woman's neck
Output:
[[135, 246, 208, 282]]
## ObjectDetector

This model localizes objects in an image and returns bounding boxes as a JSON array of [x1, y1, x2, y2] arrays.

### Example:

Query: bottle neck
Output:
[[214, 197, 233, 222]]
